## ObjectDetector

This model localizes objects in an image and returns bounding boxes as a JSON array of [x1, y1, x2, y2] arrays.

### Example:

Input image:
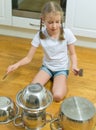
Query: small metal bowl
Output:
[[16, 83, 53, 111], [0, 96, 19, 124]]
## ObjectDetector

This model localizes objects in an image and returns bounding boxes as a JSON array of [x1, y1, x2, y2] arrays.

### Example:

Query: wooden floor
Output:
[[0, 35, 96, 130]]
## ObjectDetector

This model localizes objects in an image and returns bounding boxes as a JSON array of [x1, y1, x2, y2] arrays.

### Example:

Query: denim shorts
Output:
[[40, 65, 69, 78]]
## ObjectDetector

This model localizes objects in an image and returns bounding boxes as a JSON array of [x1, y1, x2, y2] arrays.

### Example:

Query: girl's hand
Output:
[[6, 64, 19, 74], [72, 67, 83, 76], [72, 68, 79, 76]]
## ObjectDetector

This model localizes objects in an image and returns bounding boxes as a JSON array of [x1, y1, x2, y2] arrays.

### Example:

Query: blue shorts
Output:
[[40, 65, 69, 78]]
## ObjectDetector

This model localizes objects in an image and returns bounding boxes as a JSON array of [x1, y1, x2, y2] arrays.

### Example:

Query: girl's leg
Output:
[[32, 70, 51, 85], [52, 75, 67, 102]]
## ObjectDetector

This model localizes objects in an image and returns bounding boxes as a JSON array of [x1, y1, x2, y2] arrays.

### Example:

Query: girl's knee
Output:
[[52, 88, 68, 102], [53, 93, 65, 102]]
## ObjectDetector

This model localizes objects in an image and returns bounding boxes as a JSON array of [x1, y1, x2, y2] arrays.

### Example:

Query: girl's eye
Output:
[[48, 21, 60, 24], [56, 21, 60, 23], [48, 21, 53, 24]]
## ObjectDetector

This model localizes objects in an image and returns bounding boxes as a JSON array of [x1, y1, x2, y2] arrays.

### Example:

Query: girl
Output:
[[6, 1, 79, 102]]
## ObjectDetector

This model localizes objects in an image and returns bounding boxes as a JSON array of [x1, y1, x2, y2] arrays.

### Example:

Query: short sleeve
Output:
[[64, 28, 77, 44], [31, 31, 40, 47]]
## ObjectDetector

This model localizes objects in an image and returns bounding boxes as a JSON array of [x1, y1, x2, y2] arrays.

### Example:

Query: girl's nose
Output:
[[52, 23, 56, 28]]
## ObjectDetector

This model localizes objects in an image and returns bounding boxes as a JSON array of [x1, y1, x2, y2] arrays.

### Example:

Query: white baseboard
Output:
[[76, 36, 96, 49], [0, 25, 38, 39], [0, 25, 96, 49]]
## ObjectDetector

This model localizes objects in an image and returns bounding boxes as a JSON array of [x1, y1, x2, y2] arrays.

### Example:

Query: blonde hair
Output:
[[39, 1, 64, 40]]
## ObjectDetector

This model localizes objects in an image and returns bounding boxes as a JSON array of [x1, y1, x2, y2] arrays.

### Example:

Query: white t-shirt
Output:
[[31, 28, 76, 71]]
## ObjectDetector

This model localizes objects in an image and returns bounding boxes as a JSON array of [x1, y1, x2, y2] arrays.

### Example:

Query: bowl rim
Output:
[[16, 89, 53, 111], [0, 96, 13, 109]]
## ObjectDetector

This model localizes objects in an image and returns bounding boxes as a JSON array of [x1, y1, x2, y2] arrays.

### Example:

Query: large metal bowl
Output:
[[50, 96, 96, 130], [0, 96, 19, 124], [16, 83, 53, 111]]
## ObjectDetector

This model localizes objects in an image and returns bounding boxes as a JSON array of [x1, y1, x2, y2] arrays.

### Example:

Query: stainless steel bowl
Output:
[[50, 96, 96, 130], [14, 109, 52, 130], [0, 96, 19, 124], [16, 83, 53, 111]]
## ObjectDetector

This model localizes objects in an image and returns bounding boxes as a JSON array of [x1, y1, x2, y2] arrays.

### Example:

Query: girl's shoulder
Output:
[[64, 28, 73, 34], [64, 28, 75, 37], [63, 28, 77, 43]]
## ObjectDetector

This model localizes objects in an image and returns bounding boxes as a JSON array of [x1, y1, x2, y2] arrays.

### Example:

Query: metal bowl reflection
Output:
[[0, 96, 18, 124], [16, 83, 53, 111]]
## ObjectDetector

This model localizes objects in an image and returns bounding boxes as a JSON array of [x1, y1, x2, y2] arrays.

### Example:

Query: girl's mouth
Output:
[[51, 29, 57, 31]]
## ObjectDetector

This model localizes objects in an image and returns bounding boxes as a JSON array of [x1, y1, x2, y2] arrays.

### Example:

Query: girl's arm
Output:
[[7, 45, 37, 74], [68, 44, 79, 75]]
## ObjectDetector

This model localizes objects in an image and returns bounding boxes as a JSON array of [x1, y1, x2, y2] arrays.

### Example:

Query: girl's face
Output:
[[43, 12, 62, 37]]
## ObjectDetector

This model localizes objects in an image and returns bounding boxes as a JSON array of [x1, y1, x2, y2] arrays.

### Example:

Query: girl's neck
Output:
[[46, 29, 60, 39]]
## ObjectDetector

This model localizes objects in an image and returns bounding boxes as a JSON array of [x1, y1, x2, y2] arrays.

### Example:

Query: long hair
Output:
[[39, 1, 64, 40]]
